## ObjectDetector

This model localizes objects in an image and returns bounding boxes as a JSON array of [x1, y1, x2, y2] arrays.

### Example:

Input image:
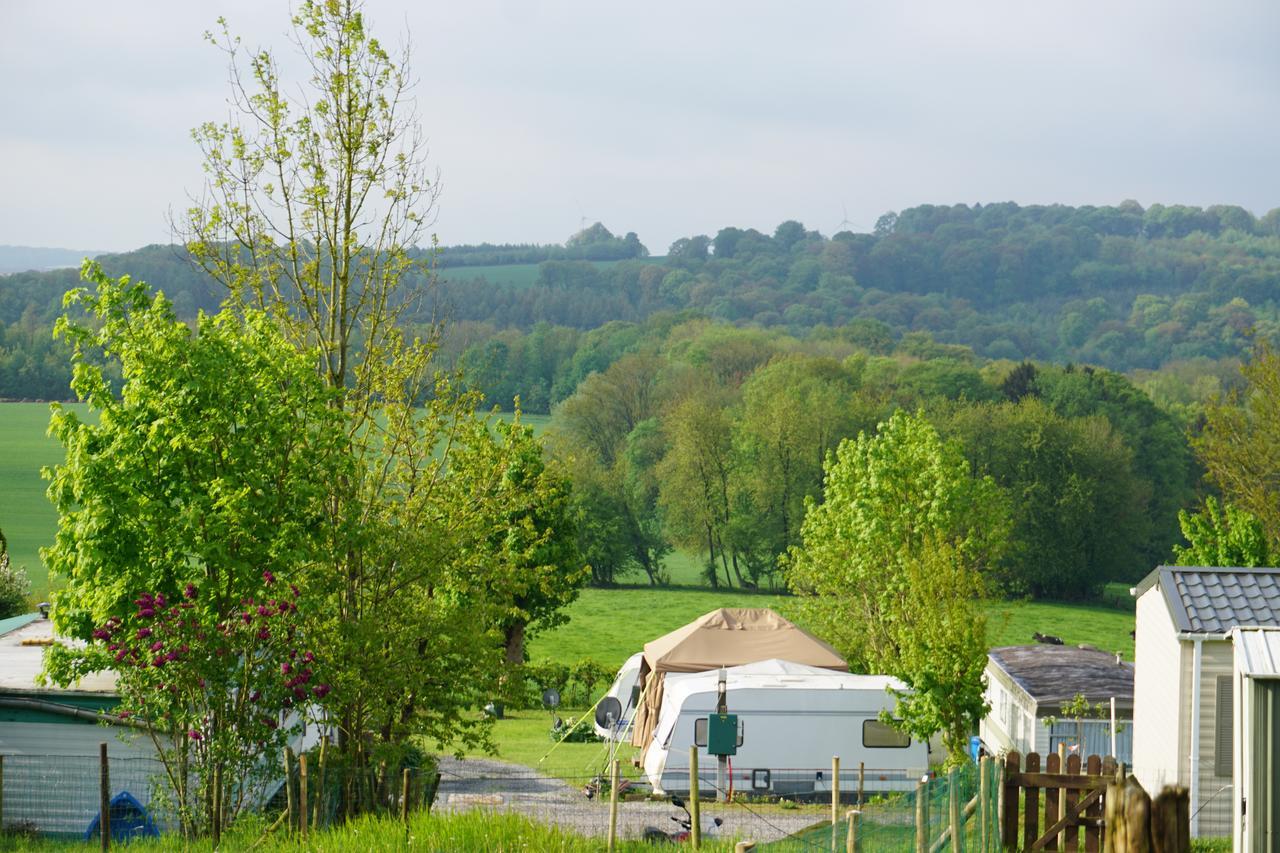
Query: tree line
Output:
[[537, 315, 1199, 600]]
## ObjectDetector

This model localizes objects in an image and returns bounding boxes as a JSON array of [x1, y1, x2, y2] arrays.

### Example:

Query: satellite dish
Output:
[[595, 696, 622, 729], [542, 688, 561, 709]]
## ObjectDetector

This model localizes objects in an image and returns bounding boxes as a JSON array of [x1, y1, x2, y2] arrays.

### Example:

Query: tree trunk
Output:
[[504, 623, 526, 665]]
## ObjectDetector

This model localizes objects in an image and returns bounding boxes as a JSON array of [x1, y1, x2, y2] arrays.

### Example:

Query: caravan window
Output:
[[863, 719, 911, 748]]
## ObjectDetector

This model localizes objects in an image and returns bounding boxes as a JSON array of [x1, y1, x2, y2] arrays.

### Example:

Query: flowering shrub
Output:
[[89, 572, 329, 829]]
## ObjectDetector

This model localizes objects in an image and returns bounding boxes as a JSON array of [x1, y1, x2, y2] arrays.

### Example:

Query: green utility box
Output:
[[707, 713, 738, 756]]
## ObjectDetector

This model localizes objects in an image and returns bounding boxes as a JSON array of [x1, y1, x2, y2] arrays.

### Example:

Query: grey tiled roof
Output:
[[1145, 566, 1280, 634], [988, 645, 1134, 708]]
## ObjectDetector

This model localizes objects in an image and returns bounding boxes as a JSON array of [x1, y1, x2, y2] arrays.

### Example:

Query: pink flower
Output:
[[302, 651, 314, 663], [155, 594, 167, 608], [92, 628, 110, 640], [152, 655, 166, 668], [290, 584, 300, 599], [136, 627, 153, 639], [188, 730, 203, 741], [262, 716, 278, 730], [138, 607, 155, 619], [281, 662, 292, 674], [149, 640, 163, 652], [312, 683, 331, 699], [262, 570, 276, 585], [184, 583, 197, 600], [257, 627, 270, 641]]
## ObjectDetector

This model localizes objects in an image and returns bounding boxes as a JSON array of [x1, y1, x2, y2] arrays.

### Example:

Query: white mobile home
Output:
[[641, 659, 927, 796], [594, 652, 642, 740], [1230, 626, 1280, 852], [1132, 565, 1280, 838], [979, 645, 1133, 764]]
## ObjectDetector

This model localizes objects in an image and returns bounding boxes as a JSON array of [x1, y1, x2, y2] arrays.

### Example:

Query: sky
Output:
[[2, 0, 1278, 255]]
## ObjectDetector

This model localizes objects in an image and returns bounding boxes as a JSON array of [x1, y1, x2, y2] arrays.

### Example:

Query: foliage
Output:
[[42, 262, 349, 834], [1197, 342, 1280, 554], [1173, 497, 1273, 567], [0, 528, 32, 617], [786, 411, 1010, 766]]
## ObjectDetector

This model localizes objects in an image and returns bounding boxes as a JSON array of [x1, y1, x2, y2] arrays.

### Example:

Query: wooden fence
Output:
[[1001, 750, 1115, 851]]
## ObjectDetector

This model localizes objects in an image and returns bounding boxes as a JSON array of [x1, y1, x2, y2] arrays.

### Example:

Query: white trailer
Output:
[[642, 660, 929, 797], [594, 652, 643, 740]]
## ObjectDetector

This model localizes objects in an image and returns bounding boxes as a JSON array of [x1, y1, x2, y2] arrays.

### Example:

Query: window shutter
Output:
[[1214, 675, 1233, 778]]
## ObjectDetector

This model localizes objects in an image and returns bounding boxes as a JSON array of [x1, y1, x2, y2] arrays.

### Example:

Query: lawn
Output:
[[532, 587, 1135, 673], [0, 402, 88, 597], [0, 402, 549, 600]]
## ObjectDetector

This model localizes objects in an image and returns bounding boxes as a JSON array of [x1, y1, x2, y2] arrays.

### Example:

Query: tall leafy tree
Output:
[[786, 410, 1009, 766], [1173, 497, 1273, 568], [44, 264, 351, 836], [1197, 343, 1280, 552]]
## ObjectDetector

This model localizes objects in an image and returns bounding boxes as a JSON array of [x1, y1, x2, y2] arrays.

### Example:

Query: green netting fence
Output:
[[761, 759, 1002, 852]]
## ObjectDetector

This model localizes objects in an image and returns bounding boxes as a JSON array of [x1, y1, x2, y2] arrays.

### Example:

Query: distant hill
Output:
[[0, 245, 104, 274]]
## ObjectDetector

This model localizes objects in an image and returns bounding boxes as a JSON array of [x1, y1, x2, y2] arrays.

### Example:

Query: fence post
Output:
[[949, 767, 961, 852], [314, 735, 327, 832], [283, 747, 296, 835], [99, 741, 110, 851], [846, 809, 860, 853], [212, 763, 222, 847], [299, 754, 309, 842], [858, 761, 865, 807], [607, 758, 620, 852], [689, 746, 701, 850], [401, 767, 411, 837], [1057, 743, 1068, 853], [915, 778, 927, 853], [1150, 786, 1189, 853], [1001, 751, 1020, 850], [979, 755, 989, 853], [832, 754, 841, 851], [0, 753, 5, 833]]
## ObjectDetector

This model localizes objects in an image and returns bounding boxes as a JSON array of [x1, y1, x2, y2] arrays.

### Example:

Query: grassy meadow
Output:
[[0, 402, 549, 599]]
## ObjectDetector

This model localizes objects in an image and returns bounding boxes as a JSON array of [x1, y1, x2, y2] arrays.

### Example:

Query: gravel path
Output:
[[435, 755, 821, 844]]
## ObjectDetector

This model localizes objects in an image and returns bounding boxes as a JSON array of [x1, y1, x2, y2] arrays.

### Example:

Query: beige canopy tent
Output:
[[630, 608, 847, 748]]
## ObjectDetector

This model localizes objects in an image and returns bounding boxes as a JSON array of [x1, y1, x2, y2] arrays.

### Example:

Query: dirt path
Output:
[[435, 755, 820, 843]]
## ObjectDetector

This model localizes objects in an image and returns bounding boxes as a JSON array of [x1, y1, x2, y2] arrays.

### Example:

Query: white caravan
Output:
[[642, 659, 929, 797], [594, 652, 643, 740]]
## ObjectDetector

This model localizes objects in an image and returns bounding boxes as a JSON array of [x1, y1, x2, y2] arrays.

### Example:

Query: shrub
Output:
[[0, 533, 31, 618]]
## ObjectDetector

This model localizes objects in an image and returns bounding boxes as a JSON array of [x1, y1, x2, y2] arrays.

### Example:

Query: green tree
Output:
[[175, 0, 579, 799], [43, 264, 351, 836], [786, 410, 1009, 766], [1173, 497, 1273, 567], [1197, 343, 1280, 552]]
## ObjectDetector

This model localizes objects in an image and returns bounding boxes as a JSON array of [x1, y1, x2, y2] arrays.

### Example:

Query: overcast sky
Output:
[[2, 0, 1278, 254]]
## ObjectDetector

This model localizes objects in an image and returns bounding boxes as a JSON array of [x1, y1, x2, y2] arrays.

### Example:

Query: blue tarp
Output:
[[83, 791, 160, 841]]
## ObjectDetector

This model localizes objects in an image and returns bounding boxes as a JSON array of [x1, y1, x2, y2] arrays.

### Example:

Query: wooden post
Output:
[[1105, 775, 1153, 853], [1150, 785, 1189, 853], [1057, 743, 1068, 852], [1001, 751, 1020, 850], [314, 736, 327, 832], [1024, 752, 1042, 853], [607, 759, 620, 852], [299, 754, 309, 841], [832, 755, 841, 836], [99, 742, 111, 851], [0, 753, 5, 833], [948, 768, 961, 853], [979, 755, 990, 853], [283, 747, 296, 835], [857, 761, 865, 807], [689, 746, 701, 850], [846, 809, 859, 853], [915, 779, 927, 853], [212, 763, 222, 847]]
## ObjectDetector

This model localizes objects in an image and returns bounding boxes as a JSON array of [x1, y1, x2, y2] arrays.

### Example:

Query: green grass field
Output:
[[0, 402, 89, 597], [0, 403, 549, 600]]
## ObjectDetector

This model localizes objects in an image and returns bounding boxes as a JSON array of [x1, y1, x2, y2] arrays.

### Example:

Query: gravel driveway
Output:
[[435, 755, 821, 844]]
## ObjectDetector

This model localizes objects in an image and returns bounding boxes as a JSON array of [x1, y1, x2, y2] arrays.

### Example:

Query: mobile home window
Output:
[[863, 719, 911, 748]]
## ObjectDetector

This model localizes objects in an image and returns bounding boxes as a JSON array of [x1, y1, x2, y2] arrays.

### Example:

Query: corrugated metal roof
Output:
[[1232, 627, 1280, 678], [0, 618, 118, 696], [0, 613, 40, 638]]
